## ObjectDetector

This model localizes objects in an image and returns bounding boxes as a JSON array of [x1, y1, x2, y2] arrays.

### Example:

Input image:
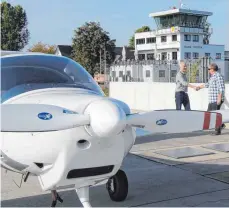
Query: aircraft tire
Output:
[[106, 169, 128, 202]]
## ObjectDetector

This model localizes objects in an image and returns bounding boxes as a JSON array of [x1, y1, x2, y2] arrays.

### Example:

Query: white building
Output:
[[135, 7, 225, 74]]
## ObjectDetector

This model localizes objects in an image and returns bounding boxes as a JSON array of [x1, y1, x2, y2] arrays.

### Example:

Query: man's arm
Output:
[[188, 83, 197, 89], [216, 74, 225, 104], [177, 72, 196, 89], [196, 81, 209, 90]]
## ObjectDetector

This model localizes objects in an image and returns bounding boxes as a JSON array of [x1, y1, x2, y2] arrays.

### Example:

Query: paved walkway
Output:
[[1, 128, 229, 207]]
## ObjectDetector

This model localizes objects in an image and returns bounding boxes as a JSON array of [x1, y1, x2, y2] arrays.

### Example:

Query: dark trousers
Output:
[[207, 101, 224, 133], [175, 91, 191, 110]]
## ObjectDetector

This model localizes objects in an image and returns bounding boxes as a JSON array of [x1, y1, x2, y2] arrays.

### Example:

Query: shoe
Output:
[[51, 200, 57, 207], [211, 132, 221, 135], [211, 128, 221, 135]]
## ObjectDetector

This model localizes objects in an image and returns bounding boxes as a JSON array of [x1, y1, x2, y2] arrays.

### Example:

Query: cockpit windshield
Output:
[[1, 54, 104, 99]]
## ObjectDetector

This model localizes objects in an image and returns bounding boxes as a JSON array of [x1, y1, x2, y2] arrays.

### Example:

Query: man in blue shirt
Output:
[[197, 63, 225, 135]]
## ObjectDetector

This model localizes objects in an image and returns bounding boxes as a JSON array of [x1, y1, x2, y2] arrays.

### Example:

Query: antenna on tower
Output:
[[179, 0, 182, 8], [179, 0, 188, 9], [179, 0, 185, 8]]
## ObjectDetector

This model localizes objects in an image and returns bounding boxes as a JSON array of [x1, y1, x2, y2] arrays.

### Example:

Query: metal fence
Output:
[[107, 57, 225, 84]]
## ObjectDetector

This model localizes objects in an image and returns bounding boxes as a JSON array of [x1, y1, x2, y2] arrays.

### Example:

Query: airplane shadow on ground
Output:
[[134, 130, 229, 145], [1, 153, 229, 207]]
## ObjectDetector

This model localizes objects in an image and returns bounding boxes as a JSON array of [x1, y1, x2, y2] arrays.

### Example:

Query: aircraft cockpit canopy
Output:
[[1, 54, 104, 101]]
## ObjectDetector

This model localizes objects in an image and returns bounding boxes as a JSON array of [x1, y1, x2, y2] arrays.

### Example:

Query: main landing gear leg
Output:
[[76, 186, 92, 208], [51, 190, 63, 207]]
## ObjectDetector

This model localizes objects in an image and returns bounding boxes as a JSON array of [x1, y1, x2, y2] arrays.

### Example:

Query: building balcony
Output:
[[136, 42, 180, 51]]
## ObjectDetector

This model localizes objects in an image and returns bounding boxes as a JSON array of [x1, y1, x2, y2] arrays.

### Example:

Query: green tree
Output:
[[1, 2, 30, 51], [129, 26, 151, 48], [189, 59, 201, 83], [72, 22, 116, 76], [28, 42, 56, 54]]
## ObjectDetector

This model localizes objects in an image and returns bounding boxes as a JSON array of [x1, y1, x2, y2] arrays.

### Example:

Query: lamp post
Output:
[[99, 48, 102, 75], [104, 43, 107, 86], [99, 39, 116, 87]]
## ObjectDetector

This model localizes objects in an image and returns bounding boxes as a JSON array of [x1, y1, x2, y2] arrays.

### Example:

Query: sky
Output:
[[4, 0, 229, 50]]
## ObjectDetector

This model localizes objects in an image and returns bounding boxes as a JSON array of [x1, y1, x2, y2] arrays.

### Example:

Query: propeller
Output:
[[1, 104, 90, 132], [211, 110, 229, 123], [1, 102, 226, 136], [0, 100, 127, 137], [126, 110, 222, 134]]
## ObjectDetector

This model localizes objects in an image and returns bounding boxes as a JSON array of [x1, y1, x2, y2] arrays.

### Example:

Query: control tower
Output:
[[135, 7, 224, 62]]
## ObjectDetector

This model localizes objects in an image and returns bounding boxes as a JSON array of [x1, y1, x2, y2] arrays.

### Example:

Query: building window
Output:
[[147, 53, 154, 60], [119, 71, 123, 77], [205, 53, 210, 57], [184, 34, 191, 41], [216, 53, 221, 59], [193, 52, 199, 59], [146, 70, 150, 77], [172, 52, 177, 60], [136, 38, 145, 45], [138, 54, 145, 60], [159, 70, 165, 77], [168, 53, 170, 60], [193, 35, 199, 42], [112, 71, 116, 77], [172, 35, 177, 41], [126, 71, 131, 76], [161, 52, 167, 60], [171, 70, 177, 77], [146, 37, 156, 43], [161, 36, 167, 42], [184, 52, 191, 59]]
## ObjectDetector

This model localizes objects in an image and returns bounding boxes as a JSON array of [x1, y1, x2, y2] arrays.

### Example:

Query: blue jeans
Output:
[[175, 91, 191, 110]]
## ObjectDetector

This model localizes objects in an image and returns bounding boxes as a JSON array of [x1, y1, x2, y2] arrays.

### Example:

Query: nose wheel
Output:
[[106, 169, 128, 202]]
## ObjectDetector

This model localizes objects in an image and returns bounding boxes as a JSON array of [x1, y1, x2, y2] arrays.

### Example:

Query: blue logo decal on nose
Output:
[[38, 112, 53, 120], [156, 119, 167, 126], [63, 109, 77, 114]]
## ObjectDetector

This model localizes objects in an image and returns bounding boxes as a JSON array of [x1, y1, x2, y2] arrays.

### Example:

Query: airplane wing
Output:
[[1, 104, 90, 132], [126, 110, 222, 134]]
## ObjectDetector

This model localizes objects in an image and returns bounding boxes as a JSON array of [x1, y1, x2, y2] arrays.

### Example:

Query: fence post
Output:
[[169, 61, 171, 82], [203, 57, 205, 83]]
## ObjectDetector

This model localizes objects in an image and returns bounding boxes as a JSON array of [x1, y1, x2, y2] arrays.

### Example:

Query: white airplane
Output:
[[1, 52, 229, 207]]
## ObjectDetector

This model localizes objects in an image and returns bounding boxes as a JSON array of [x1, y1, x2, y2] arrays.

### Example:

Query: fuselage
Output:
[[0, 54, 136, 190]]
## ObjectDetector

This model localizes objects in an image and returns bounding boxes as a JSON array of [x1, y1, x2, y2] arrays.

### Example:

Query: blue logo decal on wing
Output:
[[63, 109, 77, 114], [156, 119, 167, 126], [38, 112, 53, 120]]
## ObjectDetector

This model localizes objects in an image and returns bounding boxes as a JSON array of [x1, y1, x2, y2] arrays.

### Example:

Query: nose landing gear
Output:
[[50, 169, 128, 207]]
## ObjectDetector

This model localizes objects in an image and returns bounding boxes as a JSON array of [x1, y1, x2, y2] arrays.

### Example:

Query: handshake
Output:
[[194, 86, 200, 91]]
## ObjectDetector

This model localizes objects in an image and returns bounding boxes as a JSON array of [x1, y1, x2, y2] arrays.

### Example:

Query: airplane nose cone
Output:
[[84, 99, 126, 138]]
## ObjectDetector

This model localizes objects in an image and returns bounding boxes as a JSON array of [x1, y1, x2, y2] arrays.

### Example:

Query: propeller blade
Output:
[[211, 110, 229, 123], [1, 104, 90, 132], [127, 110, 222, 134]]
